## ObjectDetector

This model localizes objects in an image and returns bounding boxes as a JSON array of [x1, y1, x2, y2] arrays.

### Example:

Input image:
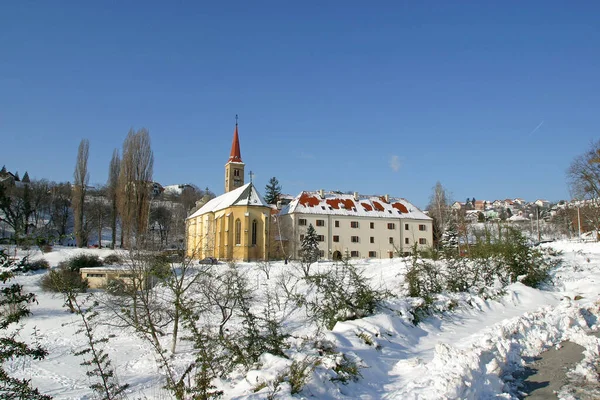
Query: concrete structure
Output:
[[80, 267, 137, 289], [185, 120, 271, 261], [278, 191, 433, 260]]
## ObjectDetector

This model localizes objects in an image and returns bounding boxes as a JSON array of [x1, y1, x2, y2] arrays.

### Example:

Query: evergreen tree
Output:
[[22, 171, 30, 183], [264, 177, 282, 205], [0, 165, 6, 174], [0, 250, 51, 400], [301, 224, 320, 265], [14, 171, 20, 181], [72, 296, 128, 400]]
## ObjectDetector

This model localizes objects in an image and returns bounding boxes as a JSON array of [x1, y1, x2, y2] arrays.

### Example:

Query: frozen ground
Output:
[[2, 241, 600, 399]]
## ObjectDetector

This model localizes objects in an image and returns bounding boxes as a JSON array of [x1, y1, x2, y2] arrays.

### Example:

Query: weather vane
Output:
[[249, 170, 254, 183]]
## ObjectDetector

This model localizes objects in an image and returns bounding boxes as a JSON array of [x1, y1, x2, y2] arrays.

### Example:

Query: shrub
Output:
[[148, 254, 171, 279], [26, 259, 50, 271], [305, 262, 387, 330], [105, 278, 129, 296], [102, 254, 122, 265], [405, 257, 444, 299], [66, 254, 103, 271], [40, 269, 88, 294], [8, 257, 50, 273]]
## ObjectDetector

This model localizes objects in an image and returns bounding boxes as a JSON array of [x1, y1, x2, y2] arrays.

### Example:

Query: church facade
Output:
[[185, 122, 271, 261]]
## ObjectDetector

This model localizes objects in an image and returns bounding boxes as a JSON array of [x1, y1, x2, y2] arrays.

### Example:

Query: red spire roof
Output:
[[228, 122, 242, 163]]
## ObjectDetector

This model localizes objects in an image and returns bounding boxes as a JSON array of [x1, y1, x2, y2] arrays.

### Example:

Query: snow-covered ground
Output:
[[2, 241, 600, 399]]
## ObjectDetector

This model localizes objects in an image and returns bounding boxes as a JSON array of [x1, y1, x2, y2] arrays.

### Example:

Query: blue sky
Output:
[[1, 2, 598, 208]]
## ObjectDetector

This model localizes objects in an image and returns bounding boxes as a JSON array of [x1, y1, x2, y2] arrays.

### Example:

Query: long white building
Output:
[[278, 190, 433, 260]]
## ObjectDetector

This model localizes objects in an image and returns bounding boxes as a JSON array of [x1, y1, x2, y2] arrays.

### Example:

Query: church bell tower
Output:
[[225, 116, 245, 193]]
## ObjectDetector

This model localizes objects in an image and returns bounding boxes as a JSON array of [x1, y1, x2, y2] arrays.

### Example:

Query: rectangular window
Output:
[[317, 235, 325, 242], [350, 221, 359, 228], [388, 223, 395, 230], [87, 273, 106, 278], [370, 222, 375, 229], [419, 224, 426, 231], [234, 169, 240, 177], [316, 219, 325, 227], [368, 251, 377, 258], [405, 224, 409, 230], [299, 218, 307, 226], [335, 220, 340, 228], [319, 250, 325, 257], [370, 236, 375, 243], [389, 237, 394, 244], [333, 235, 339, 242], [419, 238, 427, 244], [300, 234, 305, 241], [351, 236, 359, 243], [351, 250, 359, 257], [405, 238, 409, 244]]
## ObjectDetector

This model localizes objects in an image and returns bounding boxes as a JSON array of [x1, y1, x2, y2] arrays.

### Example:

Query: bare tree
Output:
[[117, 128, 154, 248], [568, 140, 600, 201], [87, 187, 111, 248], [426, 181, 452, 249], [149, 204, 172, 248], [28, 179, 52, 232], [73, 139, 90, 247], [0, 183, 34, 242], [107, 149, 121, 249], [49, 182, 72, 242]]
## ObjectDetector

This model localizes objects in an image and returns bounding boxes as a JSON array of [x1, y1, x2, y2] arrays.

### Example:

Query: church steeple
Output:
[[228, 115, 242, 163], [225, 115, 245, 193]]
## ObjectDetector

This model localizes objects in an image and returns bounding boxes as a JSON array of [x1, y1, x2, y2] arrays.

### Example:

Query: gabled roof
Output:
[[280, 191, 431, 221], [187, 182, 269, 219]]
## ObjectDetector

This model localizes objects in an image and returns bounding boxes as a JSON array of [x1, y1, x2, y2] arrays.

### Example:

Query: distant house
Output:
[[474, 200, 488, 211], [534, 199, 550, 208], [492, 200, 504, 208], [152, 182, 164, 197], [451, 201, 465, 211]]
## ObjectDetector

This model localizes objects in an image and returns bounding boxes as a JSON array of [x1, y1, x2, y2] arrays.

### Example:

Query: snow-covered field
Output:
[[2, 241, 600, 399]]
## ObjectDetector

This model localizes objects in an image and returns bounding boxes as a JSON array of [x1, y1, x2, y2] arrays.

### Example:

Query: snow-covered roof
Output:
[[508, 214, 529, 222], [187, 183, 269, 219], [280, 190, 431, 221]]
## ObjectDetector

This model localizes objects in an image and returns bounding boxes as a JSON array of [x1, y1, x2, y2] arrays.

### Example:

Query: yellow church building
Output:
[[185, 121, 271, 261]]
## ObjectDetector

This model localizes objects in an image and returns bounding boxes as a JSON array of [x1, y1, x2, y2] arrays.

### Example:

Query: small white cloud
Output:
[[389, 155, 401, 172]]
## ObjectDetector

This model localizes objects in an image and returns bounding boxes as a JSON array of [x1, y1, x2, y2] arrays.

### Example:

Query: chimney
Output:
[[353, 192, 359, 201], [319, 189, 325, 198], [385, 194, 389, 203], [276, 200, 283, 210]]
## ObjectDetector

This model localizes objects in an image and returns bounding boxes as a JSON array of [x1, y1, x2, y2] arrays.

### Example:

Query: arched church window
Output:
[[235, 219, 241, 245], [251, 219, 258, 245]]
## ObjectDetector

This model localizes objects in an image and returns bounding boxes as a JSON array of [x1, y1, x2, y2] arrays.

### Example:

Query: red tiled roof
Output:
[[372, 201, 385, 212], [299, 193, 320, 207], [361, 202, 373, 211], [392, 202, 408, 213]]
